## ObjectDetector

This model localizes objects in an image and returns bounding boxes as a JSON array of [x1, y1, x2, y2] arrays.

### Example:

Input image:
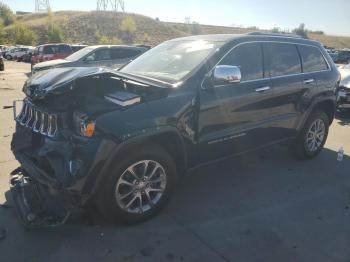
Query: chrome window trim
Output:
[[201, 40, 332, 89]]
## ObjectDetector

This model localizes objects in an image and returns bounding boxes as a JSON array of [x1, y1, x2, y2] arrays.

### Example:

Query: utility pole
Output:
[[35, 0, 50, 12], [97, 0, 125, 12]]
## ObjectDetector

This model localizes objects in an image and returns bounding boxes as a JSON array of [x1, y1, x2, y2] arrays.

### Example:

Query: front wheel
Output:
[[94, 144, 178, 224], [293, 110, 329, 159]]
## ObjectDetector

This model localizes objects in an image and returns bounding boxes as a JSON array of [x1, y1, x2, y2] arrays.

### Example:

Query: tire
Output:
[[5, 55, 12, 60], [293, 110, 329, 159], [94, 143, 178, 224]]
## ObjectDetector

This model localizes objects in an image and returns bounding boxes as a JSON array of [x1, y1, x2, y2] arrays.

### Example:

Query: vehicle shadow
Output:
[[335, 109, 350, 126], [1, 146, 350, 261]]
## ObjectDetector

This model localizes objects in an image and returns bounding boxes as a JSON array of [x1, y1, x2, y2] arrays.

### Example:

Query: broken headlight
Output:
[[73, 111, 95, 138]]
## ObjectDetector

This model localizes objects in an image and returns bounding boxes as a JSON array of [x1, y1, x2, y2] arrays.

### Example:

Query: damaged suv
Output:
[[10, 33, 339, 227]]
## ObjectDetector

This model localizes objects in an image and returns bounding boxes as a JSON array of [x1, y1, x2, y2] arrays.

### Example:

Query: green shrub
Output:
[[99, 35, 122, 44], [0, 2, 16, 26], [5, 22, 37, 45], [120, 16, 137, 44]]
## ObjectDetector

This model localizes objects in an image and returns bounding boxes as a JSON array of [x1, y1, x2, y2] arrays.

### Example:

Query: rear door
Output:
[[297, 44, 331, 95], [264, 42, 306, 139], [198, 42, 277, 162]]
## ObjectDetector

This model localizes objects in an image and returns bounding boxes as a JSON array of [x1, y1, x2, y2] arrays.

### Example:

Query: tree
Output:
[[5, 22, 37, 45], [292, 23, 308, 38], [44, 9, 64, 43], [191, 21, 202, 35], [120, 16, 137, 44], [0, 18, 4, 42], [0, 2, 16, 26]]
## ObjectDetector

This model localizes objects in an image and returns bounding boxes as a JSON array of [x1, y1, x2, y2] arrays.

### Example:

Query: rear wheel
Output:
[[293, 110, 329, 159], [94, 143, 178, 224]]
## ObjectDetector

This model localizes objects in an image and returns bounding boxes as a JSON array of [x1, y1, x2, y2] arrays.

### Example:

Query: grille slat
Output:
[[16, 101, 61, 137]]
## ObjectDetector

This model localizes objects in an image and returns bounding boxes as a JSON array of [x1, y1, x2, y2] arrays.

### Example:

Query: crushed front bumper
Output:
[[10, 168, 73, 228], [337, 88, 350, 108]]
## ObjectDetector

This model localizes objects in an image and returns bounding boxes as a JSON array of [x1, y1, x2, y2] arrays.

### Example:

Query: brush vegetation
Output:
[[1, 8, 350, 48]]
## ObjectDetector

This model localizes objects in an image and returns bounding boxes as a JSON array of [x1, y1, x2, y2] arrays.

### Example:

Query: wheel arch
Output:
[[297, 97, 335, 134], [87, 128, 188, 198]]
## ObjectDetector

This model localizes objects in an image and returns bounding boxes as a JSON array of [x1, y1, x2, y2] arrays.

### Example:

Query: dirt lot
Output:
[[0, 61, 350, 262]]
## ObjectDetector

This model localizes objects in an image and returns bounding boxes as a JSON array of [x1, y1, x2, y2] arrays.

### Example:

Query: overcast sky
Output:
[[3, 0, 350, 36]]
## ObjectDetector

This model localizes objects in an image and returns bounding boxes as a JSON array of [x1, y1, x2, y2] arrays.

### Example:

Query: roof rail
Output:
[[247, 32, 307, 39]]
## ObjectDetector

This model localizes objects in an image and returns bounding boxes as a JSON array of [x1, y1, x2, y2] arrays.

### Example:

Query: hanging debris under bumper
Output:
[[10, 168, 72, 228]]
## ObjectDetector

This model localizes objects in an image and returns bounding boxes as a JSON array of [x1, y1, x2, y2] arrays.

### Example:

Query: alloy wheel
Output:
[[305, 118, 325, 152], [115, 160, 167, 214]]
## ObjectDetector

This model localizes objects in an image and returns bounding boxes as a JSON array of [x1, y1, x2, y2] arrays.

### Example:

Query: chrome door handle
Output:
[[303, 79, 315, 84], [255, 86, 271, 92]]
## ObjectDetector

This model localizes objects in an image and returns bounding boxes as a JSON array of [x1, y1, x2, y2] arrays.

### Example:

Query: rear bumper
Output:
[[10, 168, 74, 227]]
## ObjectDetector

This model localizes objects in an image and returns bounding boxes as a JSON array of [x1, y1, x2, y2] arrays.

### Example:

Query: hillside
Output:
[[8, 11, 350, 48]]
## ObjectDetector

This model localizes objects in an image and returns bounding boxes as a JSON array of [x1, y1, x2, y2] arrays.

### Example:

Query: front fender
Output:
[[82, 127, 187, 198]]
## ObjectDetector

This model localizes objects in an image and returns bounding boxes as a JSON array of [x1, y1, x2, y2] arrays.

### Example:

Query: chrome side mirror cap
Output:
[[213, 65, 241, 86]]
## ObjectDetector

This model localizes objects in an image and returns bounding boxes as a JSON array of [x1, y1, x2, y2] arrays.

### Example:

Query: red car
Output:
[[31, 44, 73, 68]]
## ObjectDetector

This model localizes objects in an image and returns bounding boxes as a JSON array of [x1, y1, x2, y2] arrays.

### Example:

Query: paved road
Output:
[[0, 61, 350, 262]]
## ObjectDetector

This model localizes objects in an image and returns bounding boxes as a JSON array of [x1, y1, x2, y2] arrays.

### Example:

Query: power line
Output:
[[35, 0, 50, 12], [96, 0, 125, 12]]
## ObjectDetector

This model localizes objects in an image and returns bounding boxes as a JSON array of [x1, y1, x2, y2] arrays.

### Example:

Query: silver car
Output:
[[32, 45, 150, 73]]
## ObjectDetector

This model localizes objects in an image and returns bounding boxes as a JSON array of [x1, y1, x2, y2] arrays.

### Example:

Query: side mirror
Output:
[[213, 65, 241, 86]]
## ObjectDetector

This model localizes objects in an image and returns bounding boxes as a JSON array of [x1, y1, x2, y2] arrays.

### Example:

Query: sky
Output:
[[3, 0, 350, 36]]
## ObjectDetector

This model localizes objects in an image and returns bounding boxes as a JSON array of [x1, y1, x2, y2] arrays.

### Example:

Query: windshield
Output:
[[120, 40, 223, 84], [65, 47, 94, 61]]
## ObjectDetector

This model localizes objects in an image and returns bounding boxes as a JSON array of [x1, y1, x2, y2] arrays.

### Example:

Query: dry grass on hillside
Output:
[[8, 11, 350, 48]]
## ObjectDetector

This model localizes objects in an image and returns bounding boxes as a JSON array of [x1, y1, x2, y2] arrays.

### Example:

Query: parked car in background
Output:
[[32, 45, 150, 73], [0, 52, 4, 71], [337, 63, 350, 109], [335, 50, 350, 64], [71, 44, 88, 52], [21, 49, 34, 63], [17, 47, 34, 62], [5, 47, 32, 60], [10, 33, 339, 226], [31, 44, 74, 69]]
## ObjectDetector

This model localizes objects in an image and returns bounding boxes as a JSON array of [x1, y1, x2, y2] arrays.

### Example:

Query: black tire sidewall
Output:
[[297, 111, 329, 158], [94, 143, 178, 224]]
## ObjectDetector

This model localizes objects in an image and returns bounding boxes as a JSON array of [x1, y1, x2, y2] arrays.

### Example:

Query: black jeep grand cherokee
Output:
[[10, 33, 340, 226]]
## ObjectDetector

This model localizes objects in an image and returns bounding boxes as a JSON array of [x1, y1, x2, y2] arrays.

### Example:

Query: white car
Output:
[[337, 63, 350, 109], [5, 47, 31, 60]]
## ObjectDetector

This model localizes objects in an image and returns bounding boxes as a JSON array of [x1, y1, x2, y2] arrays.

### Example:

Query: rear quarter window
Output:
[[266, 43, 301, 77], [298, 45, 328, 72]]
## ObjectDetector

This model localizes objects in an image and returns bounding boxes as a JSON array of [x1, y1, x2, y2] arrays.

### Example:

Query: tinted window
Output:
[[111, 48, 141, 59], [59, 45, 71, 54], [86, 49, 111, 61], [220, 43, 263, 81], [266, 43, 301, 77], [44, 45, 59, 54], [298, 45, 328, 72]]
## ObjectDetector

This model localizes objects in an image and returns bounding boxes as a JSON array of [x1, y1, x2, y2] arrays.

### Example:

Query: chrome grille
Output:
[[16, 101, 60, 137]]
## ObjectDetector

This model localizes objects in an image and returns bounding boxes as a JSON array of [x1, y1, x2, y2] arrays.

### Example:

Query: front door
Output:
[[198, 42, 276, 163]]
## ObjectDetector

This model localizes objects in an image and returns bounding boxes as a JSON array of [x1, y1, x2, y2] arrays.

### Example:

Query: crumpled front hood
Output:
[[23, 67, 109, 100]]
